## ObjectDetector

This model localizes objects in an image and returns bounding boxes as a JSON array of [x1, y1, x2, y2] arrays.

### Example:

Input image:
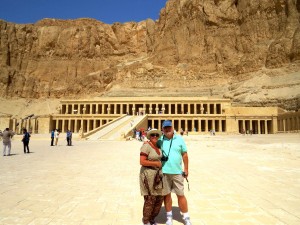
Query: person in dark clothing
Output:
[[66, 130, 72, 146], [51, 129, 55, 146], [22, 128, 31, 154]]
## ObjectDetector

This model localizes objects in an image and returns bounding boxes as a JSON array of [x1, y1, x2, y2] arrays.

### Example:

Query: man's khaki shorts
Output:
[[164, 174, 185, 196]]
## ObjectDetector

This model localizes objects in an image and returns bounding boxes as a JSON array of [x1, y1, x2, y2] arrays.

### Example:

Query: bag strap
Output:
[[162, 135, 173, 158]]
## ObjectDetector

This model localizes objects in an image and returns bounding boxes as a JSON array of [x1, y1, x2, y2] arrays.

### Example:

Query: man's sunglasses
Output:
[[150, 134, 160, 137]]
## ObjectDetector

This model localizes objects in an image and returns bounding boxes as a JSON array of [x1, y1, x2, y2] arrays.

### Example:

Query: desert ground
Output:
[[0, 133, 300, 225]]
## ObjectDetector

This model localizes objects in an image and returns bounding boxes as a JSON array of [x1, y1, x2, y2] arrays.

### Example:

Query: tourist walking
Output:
[[66, 130, 72, 146], [54, 129, 59, 146], [50, 129, 55, 146], [160, 120, 192, 225], [22, 128, 31, 154], [139, 129, 169, 225], [0, 128, 15, 156]]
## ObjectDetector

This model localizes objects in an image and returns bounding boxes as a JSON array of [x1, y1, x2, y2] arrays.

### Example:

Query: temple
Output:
[[1, 97, 299, 138]]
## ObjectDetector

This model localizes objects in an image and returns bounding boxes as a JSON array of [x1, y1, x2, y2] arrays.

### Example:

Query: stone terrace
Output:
[[0, 134, 300, 225]]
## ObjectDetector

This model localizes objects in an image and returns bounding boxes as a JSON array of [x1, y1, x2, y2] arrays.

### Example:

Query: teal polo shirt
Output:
[[160, 134, 187, 174]]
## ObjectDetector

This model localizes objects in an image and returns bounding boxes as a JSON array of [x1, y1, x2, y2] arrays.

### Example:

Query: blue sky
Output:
[[0, 0, 168, 24]]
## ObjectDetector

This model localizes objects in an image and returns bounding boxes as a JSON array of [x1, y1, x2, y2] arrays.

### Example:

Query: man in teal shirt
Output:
[[160, 120, 192, 225]]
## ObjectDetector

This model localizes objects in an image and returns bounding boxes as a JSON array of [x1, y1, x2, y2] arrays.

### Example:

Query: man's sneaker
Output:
[[166, 216, 173, 225], [183, 217, 192, 225]]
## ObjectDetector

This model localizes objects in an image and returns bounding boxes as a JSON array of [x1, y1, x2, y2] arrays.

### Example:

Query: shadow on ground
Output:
[[155, 206, 184, 224]]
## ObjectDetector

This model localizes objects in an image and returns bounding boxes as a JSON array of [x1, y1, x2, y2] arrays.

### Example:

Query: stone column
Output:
[[198, 119, 201, 133], [162, 104, 165, 114], [68, 119, 71, 130], [31, 119, 36, 133], [265, 120, 268, 134], [192, 119, 195, 132], [56, 120, 59, 131], [25, 119, 29, 131], [62, 120, 65, 133], [258, 120, 261, 134], [213, 104, 216, 114], [200, 104, 204, 114], [75, 119, 78, 133], [219, 119, 222, 132], [12, 119, 16, 132], [205, 119, 208, 132], [86, 120, 90, 132]]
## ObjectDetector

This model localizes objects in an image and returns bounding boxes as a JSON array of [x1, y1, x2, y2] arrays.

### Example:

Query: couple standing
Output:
[[139, 120, 192, 225]]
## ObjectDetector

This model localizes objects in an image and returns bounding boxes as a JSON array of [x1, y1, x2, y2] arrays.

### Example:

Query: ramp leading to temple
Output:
[[86, 115, 146, 140]]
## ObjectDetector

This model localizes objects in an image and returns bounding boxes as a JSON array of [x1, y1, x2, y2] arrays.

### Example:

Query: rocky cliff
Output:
[[0, 0, 300, 111]]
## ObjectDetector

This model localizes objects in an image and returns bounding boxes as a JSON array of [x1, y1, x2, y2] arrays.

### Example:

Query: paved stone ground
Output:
[[0, 133, 300, 225]]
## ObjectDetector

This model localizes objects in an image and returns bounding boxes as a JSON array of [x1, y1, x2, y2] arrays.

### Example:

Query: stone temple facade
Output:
[[1, 97, 299, 138]]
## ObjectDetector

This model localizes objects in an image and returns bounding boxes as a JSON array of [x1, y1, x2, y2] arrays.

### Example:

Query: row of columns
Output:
[[278, 116, 300, 132], [11, 118, 38, 134], [60, 102, 222, 115], [148, 119, 226, 133], [53, 118, 112, 133], [239, 119, 271, 134]]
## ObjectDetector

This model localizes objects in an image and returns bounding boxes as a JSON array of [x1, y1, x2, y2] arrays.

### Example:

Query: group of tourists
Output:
[[0, 128, 31, 156], [50, 129, 73, 146], [139, 120, 192, 225]]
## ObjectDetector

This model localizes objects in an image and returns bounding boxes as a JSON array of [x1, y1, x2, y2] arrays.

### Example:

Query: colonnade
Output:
[[11, 117, 38, 134], [52, 117, 115, 133], [238, 119, 272, 134], [148, 118, 226, 133], [3, 98, 299, 135], [277, 112, 300, 132], [60, 102, 223, 115]]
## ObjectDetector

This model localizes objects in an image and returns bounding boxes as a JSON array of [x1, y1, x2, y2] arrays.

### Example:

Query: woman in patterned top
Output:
[[139, 128, 169, 225]]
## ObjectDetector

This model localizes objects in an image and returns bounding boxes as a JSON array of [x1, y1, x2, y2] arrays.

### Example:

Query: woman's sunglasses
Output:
[[150, 133, 160, 137]]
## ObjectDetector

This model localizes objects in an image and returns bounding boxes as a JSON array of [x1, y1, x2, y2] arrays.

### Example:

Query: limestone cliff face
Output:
[[0, 0, 300, 110]]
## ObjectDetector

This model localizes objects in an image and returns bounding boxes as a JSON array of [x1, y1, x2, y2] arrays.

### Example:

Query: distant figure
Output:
[[135, 129, 140, 141], [51, 129, 55, 146], [66, 130, 72, 146], [22, 128, 31, 154], [0, 128, 15, 156], [180, 128, 184, 136], [54, 129, 59, 145], [210, 129, 215, 136]]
